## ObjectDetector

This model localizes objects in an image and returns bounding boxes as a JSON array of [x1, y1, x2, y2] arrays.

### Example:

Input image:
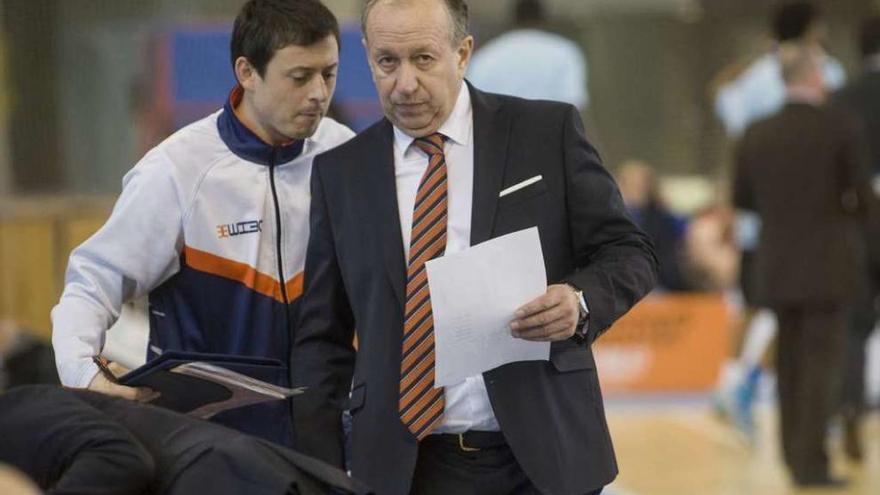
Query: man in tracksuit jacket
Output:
[[51, 0, 354, 447]]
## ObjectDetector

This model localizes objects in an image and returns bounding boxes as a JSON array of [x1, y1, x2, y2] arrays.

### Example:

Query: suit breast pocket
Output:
[[498, 176, 549, 207]]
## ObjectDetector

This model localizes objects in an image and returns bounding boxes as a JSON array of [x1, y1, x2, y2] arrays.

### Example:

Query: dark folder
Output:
[[117, 351, 291, 415]]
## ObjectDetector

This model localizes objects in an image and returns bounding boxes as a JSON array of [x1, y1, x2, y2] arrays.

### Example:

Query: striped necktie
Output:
[[399, 132, 447, 440]]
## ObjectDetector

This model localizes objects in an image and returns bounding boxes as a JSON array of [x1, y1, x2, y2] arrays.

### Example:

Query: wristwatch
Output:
[[565, 283, 590, 344]]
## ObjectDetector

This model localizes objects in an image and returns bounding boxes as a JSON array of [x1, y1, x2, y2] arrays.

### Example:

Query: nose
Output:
[[394, 62, 419, 96], [307, 74, 329, 103]]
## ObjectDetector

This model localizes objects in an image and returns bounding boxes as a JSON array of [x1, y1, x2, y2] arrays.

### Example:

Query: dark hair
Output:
[[363, 0, 469, 45], [231, 0, 340, 78], [771, 2, 821, 42], [514, 0, 546, 25], [860, 16, 880, 58]]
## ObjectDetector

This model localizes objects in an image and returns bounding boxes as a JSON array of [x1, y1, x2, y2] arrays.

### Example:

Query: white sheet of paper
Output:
[[425, 227, 550, 387]]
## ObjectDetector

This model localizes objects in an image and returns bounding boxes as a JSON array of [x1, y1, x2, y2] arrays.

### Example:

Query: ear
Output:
[[234, 56, 260, 90], [456, 35, 474, 74]]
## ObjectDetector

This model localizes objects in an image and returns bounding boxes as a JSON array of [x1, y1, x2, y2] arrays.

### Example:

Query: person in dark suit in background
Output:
[[0, 385, 371, 495], [835, 17, 880, 178], [733, 44, 871, 489], [615, 160, 689, 292], [831, 15, 880, 462], [290, 1, 657, 494]]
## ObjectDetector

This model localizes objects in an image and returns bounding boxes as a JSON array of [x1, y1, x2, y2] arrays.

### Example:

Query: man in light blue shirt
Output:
[[467, 0, 588, 109], [714, 1, 845, 137]]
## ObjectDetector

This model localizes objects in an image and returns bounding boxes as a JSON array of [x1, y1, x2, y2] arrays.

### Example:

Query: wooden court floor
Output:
[[604, 403, 880, 495]]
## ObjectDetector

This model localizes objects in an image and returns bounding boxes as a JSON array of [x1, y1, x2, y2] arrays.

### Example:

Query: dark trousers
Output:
[[774, 306, 847, 482], [843, 279, 877, 415], [410, 433, 602, 495]]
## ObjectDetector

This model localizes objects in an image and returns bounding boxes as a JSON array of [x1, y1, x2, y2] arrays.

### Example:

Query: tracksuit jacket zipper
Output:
[[268, 148, 292, 346]]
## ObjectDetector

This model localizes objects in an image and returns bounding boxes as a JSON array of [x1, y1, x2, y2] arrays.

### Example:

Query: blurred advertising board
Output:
[[595, 293, 732, 394]]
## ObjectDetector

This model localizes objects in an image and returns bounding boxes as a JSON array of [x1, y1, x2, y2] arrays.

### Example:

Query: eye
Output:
[[376, 56, 397, 70], [323, 71, 337, 82], [415, 54, 435, 66], [290, 74, 310, 85]]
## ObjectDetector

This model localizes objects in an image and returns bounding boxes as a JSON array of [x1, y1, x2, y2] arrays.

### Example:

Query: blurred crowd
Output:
[[611, 3, 880, 487]]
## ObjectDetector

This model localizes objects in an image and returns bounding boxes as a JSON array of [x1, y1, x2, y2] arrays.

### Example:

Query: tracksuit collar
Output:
[[217, 86, 304, 166]]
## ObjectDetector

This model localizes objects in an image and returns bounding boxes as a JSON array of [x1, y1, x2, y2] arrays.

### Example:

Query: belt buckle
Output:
[[457, 433, 481, 452]]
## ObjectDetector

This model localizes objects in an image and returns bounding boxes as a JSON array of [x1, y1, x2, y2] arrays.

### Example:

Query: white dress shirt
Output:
[[393, 83, 500, 433]]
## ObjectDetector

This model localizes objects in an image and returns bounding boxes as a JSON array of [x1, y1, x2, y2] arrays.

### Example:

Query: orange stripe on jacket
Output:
[[183, 245, 303, 304]]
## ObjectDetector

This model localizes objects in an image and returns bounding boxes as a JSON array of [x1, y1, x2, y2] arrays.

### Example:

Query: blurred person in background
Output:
[[50, 0, 354, 447], [712, 212, 777, 444], [467, 0, 588, 110], [733, 44, 871, 488], [709, 1, 847, 441], [0, 319, 58, 391], [713, 1, 845, 138], [616, 160, 689, 292], [831, 15, 880, 463], [682, 196, 739, 293]]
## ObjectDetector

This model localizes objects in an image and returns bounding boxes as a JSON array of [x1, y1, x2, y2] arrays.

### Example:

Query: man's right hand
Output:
[[87, 363, 156, 402]]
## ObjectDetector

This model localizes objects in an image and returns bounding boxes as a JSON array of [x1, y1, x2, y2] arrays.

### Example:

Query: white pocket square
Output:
[[499, 175, 543, 198]]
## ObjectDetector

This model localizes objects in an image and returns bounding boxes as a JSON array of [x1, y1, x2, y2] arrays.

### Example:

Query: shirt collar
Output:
[[393, 83, 472, 156]]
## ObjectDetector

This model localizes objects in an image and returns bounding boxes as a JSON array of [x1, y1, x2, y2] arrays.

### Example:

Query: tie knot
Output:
[[414, 133, 446, 157]]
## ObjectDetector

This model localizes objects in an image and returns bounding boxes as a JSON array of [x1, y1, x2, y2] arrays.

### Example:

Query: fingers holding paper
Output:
[[510, 284, 580, 341]]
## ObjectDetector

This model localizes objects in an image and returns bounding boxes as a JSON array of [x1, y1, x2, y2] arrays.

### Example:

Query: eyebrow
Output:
[[372, 45, 440, 58], [285, 63, 339, 74]]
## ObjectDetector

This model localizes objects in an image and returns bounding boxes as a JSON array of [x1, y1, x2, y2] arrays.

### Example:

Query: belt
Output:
[[430, 431, 507, 452]]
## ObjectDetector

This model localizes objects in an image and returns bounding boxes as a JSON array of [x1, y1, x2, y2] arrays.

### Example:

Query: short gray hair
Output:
[[362, 0, 470, 45]]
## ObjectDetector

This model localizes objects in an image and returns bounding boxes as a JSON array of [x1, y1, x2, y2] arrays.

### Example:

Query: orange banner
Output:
[[594, 293, 733, 394]]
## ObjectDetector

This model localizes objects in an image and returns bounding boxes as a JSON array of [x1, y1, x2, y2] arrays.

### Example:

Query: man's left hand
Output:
[[510, 284, 580, 342]]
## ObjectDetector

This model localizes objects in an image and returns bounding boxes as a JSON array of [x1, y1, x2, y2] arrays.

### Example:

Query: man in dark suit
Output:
[[831, 15, 880, 462], [290, 1, 657, 494], [0, 385, 372, 495], [733, 44, 871, 488], [835, 17, 880, 177]]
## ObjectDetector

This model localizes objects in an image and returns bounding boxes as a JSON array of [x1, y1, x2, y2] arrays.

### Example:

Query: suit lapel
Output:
[[361, 120, 407, 311], [469, 84, 511, 245]]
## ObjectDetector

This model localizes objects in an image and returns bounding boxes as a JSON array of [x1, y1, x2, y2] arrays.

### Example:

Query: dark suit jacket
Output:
[[0, 386, 372, 495], [834, 70, 880, 174], [733, 102, 871, 307], [834, 69, 880, 284], [291, 84, 658, 495]]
